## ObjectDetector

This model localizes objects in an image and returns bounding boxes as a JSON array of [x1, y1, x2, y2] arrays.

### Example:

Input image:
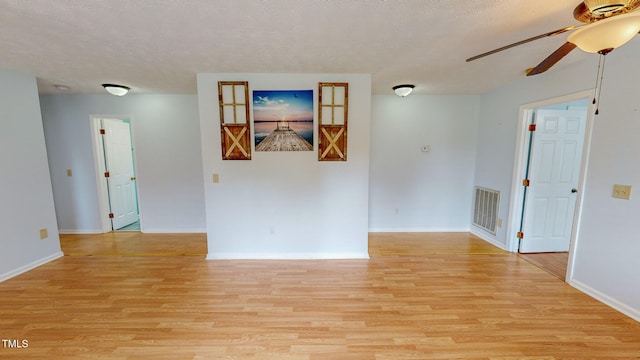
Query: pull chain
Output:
[[594, 49, 612, 115], [592, 55, 602, 111]]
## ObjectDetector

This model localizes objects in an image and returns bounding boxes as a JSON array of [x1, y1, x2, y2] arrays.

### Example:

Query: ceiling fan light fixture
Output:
[[102, 84, 130, 96], [584, 0, 630, 16], [392, 84, 415, 97], [567, 10, 640, 53]]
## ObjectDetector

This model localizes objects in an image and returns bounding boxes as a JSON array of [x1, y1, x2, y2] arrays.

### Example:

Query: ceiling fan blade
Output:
[[466, 26, 579, 62], [525, 42, 577, 76]]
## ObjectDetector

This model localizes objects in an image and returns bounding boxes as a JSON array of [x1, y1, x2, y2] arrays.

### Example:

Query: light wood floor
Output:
[[1, 232, 638, 359], [369, 232, 506, 255], [59, 232, 208, 256], [518, 252, 569, 281]]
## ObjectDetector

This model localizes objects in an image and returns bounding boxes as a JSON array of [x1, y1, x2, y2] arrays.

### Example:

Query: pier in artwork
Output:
[[255, 121, 313, 151]]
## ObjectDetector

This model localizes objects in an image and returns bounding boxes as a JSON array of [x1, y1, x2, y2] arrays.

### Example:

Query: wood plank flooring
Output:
[[1, 232, 638, 359], [518, 252, 569, 281], [369, 232, 506, 255], [59, 232, 207, 256]]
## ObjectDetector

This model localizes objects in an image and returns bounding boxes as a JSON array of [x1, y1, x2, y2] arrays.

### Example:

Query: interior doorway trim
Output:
[[89, 114, 141, 233], [506, 89, 596, 280]]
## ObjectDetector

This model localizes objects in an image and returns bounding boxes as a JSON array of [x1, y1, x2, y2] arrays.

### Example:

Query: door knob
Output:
[[131, 177, 137, 181], [571, 188, 578, 193]]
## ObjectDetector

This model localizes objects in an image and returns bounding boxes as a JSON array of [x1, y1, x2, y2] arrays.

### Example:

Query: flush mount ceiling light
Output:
[[392, 84, 415, 97], [54, 84, 70, 91], [102, 84, 130, 96]]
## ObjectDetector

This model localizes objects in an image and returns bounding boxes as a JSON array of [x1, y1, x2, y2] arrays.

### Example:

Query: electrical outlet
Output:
[[66, 169, 73, 177], [497, 218, 503, 228], [39, 228, 48, 240], [612, 184, 632, 200], [213, 173, 220, 183]]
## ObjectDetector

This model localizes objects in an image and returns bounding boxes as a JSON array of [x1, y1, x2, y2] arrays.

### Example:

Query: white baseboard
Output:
[[207, 252, 370, 260], [368, 227, 470, 233], [469, 228, 507, 250], [0, 252, 64, 283], [569, 279, 640, 322], [59, 229, 104, 234]]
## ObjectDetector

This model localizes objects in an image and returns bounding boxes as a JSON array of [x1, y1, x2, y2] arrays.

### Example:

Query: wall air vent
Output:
[[472, 186, 500, 235]]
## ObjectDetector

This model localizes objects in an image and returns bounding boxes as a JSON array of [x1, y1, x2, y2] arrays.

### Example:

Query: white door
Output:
[[102, 118, 139, 230], [520, 109, 586, 253]]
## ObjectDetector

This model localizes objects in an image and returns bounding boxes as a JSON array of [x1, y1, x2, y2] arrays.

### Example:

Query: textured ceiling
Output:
[[0, 0, 592, 95]]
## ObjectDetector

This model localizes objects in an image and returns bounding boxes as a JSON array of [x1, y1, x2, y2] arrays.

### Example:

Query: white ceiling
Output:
[[0, 0, 592, 95]]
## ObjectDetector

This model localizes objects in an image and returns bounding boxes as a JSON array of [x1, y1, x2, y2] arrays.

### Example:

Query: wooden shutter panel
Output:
[[318, 82, 348, 161], [218, 81, 251, 160]]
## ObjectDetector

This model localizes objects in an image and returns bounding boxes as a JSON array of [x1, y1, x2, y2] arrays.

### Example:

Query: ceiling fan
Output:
[[467, 0, 640, 76]]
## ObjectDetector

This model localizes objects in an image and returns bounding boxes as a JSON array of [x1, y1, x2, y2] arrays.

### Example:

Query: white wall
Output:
[[40, 94, 206, 233], [198, 73, 371, 259], [369, 95, 480, 232], [568, 42, 640, 320], [473, 58, 597, 247], [0, 68, 62, 281], [474, 41, 640, 320]]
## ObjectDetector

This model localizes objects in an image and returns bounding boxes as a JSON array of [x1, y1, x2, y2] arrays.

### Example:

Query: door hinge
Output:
[[528, 124, 536, 132], [104, 171, 110, 178], [522, 179, 530, 187], [100, 129, 106, 135], [517, 231, 524, 239], [108, 213, 114, 219]]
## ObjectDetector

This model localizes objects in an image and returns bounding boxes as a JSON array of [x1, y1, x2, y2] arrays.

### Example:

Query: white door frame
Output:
[[506, 90, 595, 280], [90, 114, 141, 233]]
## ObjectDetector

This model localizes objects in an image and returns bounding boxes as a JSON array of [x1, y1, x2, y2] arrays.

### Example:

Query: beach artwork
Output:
[[253, 90, 314, 151]]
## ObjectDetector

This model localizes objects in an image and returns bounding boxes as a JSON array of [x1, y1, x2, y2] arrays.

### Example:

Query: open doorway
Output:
[[90, 115, 141, 233], [507, 90, 595, 281]]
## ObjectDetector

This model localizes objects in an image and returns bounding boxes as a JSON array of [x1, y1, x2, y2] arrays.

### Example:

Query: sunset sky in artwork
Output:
[[253, 90, 313, 122]]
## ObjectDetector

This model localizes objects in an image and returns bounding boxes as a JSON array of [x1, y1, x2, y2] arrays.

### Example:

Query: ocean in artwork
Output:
[[254, 120, 314, 145]]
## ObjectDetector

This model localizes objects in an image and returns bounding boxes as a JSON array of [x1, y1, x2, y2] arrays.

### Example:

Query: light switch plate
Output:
[[213, 173, 220, 183], [612, 184, 632, 200]]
